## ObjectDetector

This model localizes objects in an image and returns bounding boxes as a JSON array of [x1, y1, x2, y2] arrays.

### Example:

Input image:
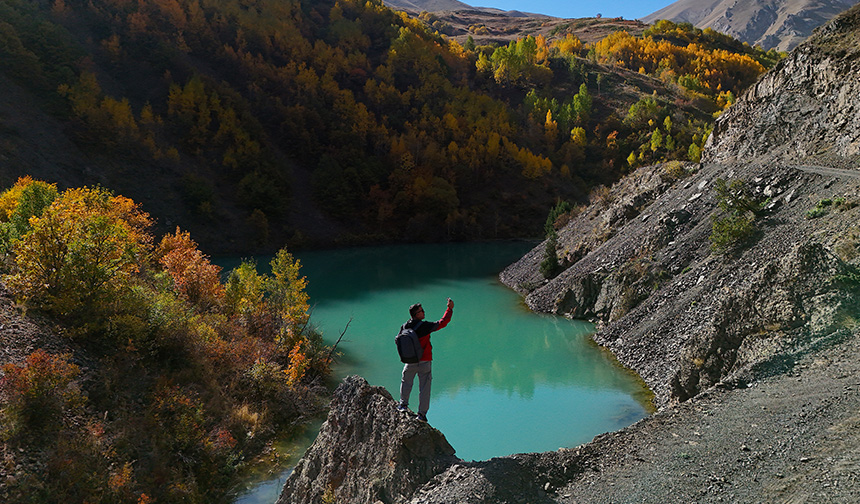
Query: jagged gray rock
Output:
[[705, 3, 860, 163], [276, 376, 459, 504]]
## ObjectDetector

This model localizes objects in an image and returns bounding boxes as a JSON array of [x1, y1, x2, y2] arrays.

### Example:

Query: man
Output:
[[398, 297, 454, 422]]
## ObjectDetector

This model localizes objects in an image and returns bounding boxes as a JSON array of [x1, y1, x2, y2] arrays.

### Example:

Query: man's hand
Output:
[[447, 298, 454, 309]]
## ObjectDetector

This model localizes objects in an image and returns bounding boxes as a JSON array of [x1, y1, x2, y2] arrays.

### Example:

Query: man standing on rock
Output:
[[398, 298, 454, 422]]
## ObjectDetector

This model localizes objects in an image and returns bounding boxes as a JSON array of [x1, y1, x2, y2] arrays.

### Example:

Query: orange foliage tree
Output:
[[9, 186, 152, 317], [156, 227, 225, 312]]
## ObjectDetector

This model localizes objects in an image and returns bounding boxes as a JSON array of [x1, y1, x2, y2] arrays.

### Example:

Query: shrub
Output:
[[149, 382, 207, 455], [1, 350, 83, 439], [9, 186, 152, 318], [710, 212, 756, 252], [709, 178, 766, 253], [662, 160, 690, 181], [804, 197, 848, 219]]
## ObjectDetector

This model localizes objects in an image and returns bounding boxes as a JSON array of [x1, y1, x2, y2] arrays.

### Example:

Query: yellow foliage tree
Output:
[[10, 186, 152, 316]]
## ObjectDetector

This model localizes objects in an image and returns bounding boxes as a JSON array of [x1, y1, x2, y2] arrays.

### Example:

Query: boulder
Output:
[[277, 376, 459, 504]]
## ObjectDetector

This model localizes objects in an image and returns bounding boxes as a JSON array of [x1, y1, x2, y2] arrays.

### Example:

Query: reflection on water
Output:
[[232, 418, 324, 504], [230, 242, 651, 502]]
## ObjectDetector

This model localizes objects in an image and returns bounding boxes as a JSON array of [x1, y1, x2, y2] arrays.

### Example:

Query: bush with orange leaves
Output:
[[1, 349, 84, 439], [0, 178, 331, 503], [8, 185, 152, 319], [156, 227, 225, 312]]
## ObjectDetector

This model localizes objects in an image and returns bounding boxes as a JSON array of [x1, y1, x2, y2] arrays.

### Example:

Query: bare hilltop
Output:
[[388, 0, 858, 51], [642, 0, 858, 51]]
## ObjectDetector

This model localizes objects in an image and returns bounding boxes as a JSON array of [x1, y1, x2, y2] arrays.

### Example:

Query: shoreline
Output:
[[400, 325, 860, 503]]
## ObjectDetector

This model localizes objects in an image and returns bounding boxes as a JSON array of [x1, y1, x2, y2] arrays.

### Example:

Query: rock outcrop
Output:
[[276, 376, 459, 504]]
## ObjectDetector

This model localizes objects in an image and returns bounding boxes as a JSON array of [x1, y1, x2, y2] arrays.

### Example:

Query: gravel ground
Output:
[[555, 329, 860, 503]]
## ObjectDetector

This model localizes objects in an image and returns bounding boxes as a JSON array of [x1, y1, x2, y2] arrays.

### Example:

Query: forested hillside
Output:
[[0, 0, 781, 252]]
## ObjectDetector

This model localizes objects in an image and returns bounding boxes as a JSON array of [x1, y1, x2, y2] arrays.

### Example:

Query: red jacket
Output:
[[405, 306, 452, 362]]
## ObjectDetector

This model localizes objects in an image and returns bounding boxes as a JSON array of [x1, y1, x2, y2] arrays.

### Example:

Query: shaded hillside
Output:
[[0, 0, 773, 254], [642, 0, 858, 51]]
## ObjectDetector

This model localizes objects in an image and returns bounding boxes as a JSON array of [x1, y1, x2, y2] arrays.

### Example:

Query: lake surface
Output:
[[232, 242, 650, 503]]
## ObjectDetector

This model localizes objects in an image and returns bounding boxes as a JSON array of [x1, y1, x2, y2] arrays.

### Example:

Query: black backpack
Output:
[[395, 322, 423, 364]]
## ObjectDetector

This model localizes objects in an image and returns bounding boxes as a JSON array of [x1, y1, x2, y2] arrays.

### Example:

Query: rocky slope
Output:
[[502, 2, 860, 410], [641, 0, 857, 51], [277, 4, 860, 503]]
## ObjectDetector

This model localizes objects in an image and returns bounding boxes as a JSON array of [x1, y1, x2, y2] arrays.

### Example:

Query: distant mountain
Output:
[[382, 0, 474, 13], [382, 0, 549, 17], [641, 0, 858, 51]]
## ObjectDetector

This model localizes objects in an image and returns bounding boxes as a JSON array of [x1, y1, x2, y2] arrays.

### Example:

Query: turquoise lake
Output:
[[233, 242, 650, 503]]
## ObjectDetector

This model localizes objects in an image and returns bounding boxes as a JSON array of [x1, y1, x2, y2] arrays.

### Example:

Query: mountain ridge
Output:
[[391, 0, 857, 51], [642, 0, 858, 50], [382, 0, 551, 17]]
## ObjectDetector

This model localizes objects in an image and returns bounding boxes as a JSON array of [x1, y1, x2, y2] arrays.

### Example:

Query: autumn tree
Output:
[[9, 186, 153, 318], [156, 227, 225, 312], [0, 177, 58, 253]]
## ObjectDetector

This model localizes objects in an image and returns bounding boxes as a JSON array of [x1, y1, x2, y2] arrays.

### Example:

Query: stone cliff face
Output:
[[277, 376, 459, 504]]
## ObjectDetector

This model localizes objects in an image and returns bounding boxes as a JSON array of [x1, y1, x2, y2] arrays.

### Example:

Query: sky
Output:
[[475, 0, 676, 20]]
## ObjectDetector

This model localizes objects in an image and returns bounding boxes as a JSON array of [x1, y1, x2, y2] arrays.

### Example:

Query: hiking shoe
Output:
[[397, 404, 408, 412], [416, 413, 427, 422]]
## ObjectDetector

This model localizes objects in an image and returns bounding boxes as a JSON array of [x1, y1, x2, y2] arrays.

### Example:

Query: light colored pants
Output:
[[399, 361, 432, 415]]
